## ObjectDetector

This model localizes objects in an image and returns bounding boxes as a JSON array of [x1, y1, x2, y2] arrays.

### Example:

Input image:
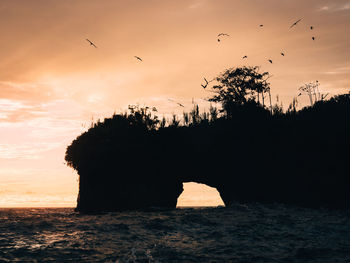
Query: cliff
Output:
[[65, 94, 350, 212]]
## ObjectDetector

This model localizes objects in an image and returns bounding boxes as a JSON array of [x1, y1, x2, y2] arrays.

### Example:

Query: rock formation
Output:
[[66, 94, 350, 213]]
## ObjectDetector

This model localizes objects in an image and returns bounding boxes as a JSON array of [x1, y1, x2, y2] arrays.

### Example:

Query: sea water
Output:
[[1, 204, 350, 262]]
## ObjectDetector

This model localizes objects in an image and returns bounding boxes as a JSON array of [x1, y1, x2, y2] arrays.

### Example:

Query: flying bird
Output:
[[242, 55, 248, 59], [312, 37, 315, 41], [268, 59, 273, 64], [168, 98, 184, 107], [259, 24, 264, 27], [201, 77, 213, 89], [290, 19, 302, 28], [201, 78, 209, 89], [134, 56, 143, 61], [177, 103, 185, 107], [310, 26, 314, 30], [281, 52, 285, 56], [86, 39, 97, 48], [217, 33, 230, 42]]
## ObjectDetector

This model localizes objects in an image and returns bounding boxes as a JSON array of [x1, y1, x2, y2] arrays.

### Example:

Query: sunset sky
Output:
[[1, 0, 350, 207]]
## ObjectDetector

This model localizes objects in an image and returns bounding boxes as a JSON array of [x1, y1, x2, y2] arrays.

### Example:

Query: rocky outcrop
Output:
[[66, 94, 350, 212], [76, 170, 183, 213]]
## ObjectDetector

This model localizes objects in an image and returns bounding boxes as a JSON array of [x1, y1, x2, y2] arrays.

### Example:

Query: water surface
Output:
[[1, 204, 350, 262]]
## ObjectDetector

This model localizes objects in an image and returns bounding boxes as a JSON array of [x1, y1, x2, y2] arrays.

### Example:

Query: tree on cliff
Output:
[[208, 66, 271, 117], [65, 105, 159, 171]]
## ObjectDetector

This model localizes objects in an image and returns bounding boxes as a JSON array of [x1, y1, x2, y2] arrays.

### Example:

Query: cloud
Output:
[[0, 81, 54, 102], [0, 99, 87, 161], [0, 81, 59, 122], [317, 3, 350, 12], [0, 99, 46, 122], [339, 3, 350, 10], [0, 142, 63, 159], [318, 6, 330, 11], [189, 0, 205, 9], [324, 67, 350, 75]]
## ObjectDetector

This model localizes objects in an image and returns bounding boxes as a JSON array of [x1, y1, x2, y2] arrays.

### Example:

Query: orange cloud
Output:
[[0, 82, 54, 102]]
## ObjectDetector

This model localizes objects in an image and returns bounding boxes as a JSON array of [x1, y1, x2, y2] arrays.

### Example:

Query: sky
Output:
[[0, 0, 350, 207]]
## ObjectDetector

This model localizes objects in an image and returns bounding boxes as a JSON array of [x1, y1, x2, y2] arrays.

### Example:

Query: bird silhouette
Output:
[[310, 26, 314, 30], [259, 24, 264, 27], [268, 59, 273, 64], [312, 37, 315, 41], [134, 56, 143, 61], [217, 33, 229, 42], [281, 52, 285, 56], [201, 78, 209, 89], [242, 55, 248, 59], [168, 99, 184, 107], [290, 19, 302, 28], [86, 39, 97, 48], [201, 77, 213, 89]]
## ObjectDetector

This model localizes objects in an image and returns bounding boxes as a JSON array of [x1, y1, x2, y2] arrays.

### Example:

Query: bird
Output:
[[312, 37, 315, 41], [134, 56, 143, 61], [168, 98, 185, 107], [217, 33, 229, 42], [259, 24, 264, 27], [86, 39, 97, 48], [268, 59, 273, 64], [177, 103, 185, 107], [281, 52, 285, 56], [201, 78, 210, 89], [242, 55, 248, 59], [310, 26, 314, 30], [290, 19, 302, 28]]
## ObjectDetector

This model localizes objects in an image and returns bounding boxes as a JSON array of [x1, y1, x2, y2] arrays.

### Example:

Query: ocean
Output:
[[1, 204, 350, 262]]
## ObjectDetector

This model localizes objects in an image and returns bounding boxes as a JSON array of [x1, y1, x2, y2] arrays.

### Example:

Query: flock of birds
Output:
[[85, 18, 317, 107], [85, 38, 144, 62], [217, 18, 315, 64], [201, 18, 317, 89]]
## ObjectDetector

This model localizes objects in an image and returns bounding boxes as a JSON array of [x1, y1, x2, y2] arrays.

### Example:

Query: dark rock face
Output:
[[73, 141, 186, 213], [66, 94, 350, 213], [76, 170, 183, 213]]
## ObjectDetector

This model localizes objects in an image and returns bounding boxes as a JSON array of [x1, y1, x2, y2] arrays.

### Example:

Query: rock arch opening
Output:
[[176, 182, 225, 207]]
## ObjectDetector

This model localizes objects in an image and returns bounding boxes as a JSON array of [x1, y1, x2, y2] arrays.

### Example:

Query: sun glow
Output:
[[177, 182, 225, 207]]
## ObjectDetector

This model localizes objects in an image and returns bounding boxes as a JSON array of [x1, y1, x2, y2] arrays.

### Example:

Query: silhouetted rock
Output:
[[66, 94, 350, 212]]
